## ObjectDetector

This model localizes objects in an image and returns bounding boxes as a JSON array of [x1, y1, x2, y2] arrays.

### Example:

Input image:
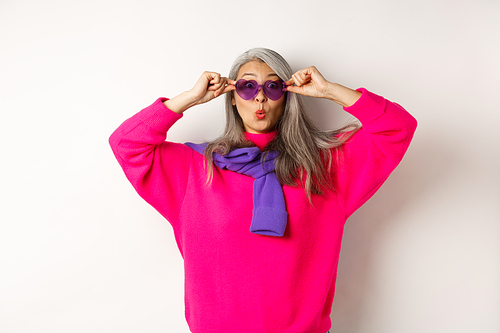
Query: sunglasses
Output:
[[235, 79, 287, 101]]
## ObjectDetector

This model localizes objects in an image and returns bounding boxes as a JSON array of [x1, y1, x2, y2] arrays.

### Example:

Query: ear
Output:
[[232, 93, 236, 106]]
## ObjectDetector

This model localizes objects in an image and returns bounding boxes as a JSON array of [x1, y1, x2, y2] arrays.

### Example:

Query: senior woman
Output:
[[109, 48, 417, 333]]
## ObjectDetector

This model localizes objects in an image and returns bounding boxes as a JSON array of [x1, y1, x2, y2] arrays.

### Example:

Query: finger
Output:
[[206, 72, 222, 90], [214, 78, 234, 97], [300, 73, 312, 86], [285, 85, 304, 95], [213, 80, 227, 97], [208, 84, 221, 91], [221, 83, 236, 94], [291, 68, 313, 84], [209, 73, 222, 84], [202, 71, 218, 84], [210, 80, 225, 91], [208, 78, 225, 92], [292, 73, 308, 87], [288, 68, 309, 86], [299, 70, 312, 81], [215, 84, 235, 97], [307, 66, 320, 77]]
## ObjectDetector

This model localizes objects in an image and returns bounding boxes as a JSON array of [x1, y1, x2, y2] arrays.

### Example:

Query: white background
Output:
[[1, 0, 499, 332]]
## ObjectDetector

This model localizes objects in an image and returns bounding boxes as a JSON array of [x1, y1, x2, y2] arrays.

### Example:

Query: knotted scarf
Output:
[[185, 142, 288, 237]]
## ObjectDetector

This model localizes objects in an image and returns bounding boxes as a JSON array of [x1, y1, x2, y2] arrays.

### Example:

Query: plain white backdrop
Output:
[[1, 0, 499, 332]]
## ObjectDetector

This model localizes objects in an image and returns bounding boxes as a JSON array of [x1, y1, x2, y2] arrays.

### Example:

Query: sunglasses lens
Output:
[[236, 79, 258, 100], [263, 80, 285, 100], [235, 79, 286, 100]]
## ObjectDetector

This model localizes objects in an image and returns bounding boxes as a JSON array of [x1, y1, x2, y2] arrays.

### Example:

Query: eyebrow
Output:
[[241, 72, 280, 78]]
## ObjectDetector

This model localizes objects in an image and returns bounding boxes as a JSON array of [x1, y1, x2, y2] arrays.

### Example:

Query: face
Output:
[[232, 60, 286, 134]]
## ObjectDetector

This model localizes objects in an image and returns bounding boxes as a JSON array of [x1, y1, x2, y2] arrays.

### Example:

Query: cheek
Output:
[[233, 93, 247, 110], [274, 99, 286, 116], [234, 98, 252, 114], [234, 101, 249, 121]]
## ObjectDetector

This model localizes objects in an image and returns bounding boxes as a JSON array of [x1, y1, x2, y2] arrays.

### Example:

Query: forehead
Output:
[[237, 60, 278, 78]]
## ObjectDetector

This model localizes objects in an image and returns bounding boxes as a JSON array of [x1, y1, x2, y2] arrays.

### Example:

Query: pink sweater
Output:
[[109, 88, 417, 333]]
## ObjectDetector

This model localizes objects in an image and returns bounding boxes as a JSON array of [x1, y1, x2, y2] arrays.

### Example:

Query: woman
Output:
[[109, 48, 417, 333]]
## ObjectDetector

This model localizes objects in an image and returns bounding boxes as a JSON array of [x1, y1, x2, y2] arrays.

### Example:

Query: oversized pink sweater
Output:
[[109, 88, 417, 333]]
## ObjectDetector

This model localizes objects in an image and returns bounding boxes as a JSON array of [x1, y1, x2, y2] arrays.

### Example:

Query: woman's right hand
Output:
[[190, 71, 236, 105], [164, 72, 235, 114]]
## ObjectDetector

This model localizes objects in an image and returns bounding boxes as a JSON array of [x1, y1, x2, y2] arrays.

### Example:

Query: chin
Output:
[[253, 124, 271, 133]]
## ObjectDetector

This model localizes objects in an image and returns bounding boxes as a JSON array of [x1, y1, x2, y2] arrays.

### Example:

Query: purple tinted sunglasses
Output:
[[235, 79, 287, 101]]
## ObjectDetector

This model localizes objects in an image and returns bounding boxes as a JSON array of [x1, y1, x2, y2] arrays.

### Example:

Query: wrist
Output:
[[323, 82, 340, 101], [324, 82, 361, 108], [164, 91, 197, 114]]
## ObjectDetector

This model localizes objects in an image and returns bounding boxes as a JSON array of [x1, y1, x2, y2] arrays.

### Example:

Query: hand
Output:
[[284, 66, 331, 99], [284, 66, 362, 107], [189, 71, 236, 106], [164, 71, 235, 113]]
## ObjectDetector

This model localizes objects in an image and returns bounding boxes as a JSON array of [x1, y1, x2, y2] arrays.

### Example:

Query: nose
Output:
[[254, 87, 267, 102]]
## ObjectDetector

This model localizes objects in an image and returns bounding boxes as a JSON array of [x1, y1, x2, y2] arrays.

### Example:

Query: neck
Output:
[[244, 130, 278, 151]]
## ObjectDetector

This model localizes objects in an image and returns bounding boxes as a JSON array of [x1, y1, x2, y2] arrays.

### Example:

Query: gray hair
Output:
[[205, 48, 359, 199]]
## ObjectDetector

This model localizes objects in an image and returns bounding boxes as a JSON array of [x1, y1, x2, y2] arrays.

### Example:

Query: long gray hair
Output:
[[204, 48, 359, 199]]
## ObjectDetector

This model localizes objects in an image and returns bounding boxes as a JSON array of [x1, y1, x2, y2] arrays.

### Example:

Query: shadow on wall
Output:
[[329, 133, 457, 332], [301, 94, 354, 131]]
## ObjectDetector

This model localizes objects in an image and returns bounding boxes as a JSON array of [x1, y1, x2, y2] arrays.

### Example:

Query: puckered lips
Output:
[[255, 109, 266, 119]]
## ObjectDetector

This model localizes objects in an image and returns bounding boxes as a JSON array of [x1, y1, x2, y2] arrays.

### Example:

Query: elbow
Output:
[[408, 113, 418, 134], [109, 128, 120, 152], [397, 114, 418, 160], [109, 122, 127, 154], [406, 113, 418, 145], [394, 102, 418, 143], [394, 101, 418, 136], [108, 126, 126, 164]]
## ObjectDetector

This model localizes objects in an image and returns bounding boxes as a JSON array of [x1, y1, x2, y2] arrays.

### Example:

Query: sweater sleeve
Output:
[[109, 97, 195, 225], [335, 88, 418, 219]]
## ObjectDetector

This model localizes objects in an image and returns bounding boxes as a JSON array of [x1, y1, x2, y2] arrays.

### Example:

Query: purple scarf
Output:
[[185, 142, 288, 237]]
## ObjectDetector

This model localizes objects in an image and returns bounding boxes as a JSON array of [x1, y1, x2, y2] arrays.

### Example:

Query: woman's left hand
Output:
[[285, 66, 362, 107], [284, 66, 331, 99]]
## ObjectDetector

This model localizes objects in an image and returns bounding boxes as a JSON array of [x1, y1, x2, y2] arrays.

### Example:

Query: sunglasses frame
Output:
[[234, 79, 287, 101]]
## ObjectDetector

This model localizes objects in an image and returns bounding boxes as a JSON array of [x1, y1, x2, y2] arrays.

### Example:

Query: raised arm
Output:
[[109, 98, 193, 225], [286, 66, 417, 219], [109, 72, 235, 224], [336, 88, 417, 218], [285, 66, 362, 107], [164, 71, 235, 113]]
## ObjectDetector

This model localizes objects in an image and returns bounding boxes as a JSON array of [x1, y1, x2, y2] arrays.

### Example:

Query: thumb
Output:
[[285, 85, 304, 94]]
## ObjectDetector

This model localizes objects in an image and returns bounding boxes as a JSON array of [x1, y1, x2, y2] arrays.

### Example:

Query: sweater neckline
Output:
[[244, 130, 278, 151]]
